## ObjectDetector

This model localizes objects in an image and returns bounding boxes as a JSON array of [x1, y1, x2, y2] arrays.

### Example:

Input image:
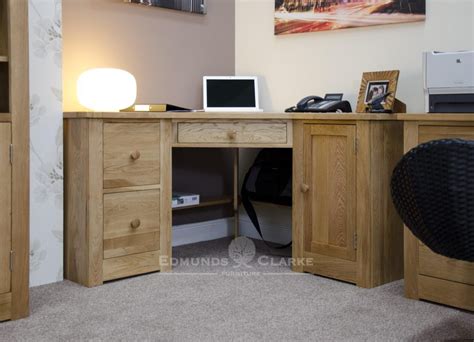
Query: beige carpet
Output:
[[0, 237, 473, 341]]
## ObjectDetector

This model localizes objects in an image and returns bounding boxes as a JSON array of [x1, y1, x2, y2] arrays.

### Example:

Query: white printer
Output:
[[423, 51, 474, 113]]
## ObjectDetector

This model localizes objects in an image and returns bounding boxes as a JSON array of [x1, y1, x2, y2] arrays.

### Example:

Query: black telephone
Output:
[[285, 94, 352, 113]]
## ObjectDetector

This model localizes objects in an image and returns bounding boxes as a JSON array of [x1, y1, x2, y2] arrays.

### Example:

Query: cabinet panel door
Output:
[[304, 124, 356, 262], [0, 124, 11, 294]]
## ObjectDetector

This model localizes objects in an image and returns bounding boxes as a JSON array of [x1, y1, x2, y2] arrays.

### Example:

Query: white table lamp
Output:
[[77, 68, 137, 112]]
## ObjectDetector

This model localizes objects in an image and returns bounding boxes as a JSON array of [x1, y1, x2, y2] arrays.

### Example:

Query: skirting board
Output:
[[172, 218, 234, 247], [172, 213, 291, 247]]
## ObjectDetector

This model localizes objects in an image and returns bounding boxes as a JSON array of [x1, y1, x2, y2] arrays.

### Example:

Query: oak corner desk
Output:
[[63, 112, 473, 311]]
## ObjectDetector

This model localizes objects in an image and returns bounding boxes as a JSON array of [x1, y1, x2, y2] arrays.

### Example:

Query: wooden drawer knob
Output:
[[130, 150, 141, 161], [227, 130, 237, 140], [130, 219, 141, 229], [300, 184, 310, 193]]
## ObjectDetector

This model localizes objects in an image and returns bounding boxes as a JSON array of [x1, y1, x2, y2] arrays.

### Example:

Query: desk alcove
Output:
[[171, 147, 236, 228], [64, 111, 409, 290], [171, 146, 291, 248]]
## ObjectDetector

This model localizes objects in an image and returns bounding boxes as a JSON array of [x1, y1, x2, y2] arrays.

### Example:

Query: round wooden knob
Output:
[[300, 184, 310, 193], [130, 150, 141, 161], [227, 130, 237, 140], [130, 219, 141, 229]]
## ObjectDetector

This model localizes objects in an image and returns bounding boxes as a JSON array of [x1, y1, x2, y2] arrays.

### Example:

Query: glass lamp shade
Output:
[[77, 68, 137, 112]]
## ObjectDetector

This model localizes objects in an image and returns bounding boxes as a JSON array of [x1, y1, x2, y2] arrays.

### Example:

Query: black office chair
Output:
[[390, 139, 474, 262]]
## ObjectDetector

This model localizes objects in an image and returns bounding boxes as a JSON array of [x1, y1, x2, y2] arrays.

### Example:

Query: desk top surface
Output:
[[63, 112, 474, 122]]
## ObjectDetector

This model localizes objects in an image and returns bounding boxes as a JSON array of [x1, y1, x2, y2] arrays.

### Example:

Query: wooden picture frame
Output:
[[356, 70, 400, 113]]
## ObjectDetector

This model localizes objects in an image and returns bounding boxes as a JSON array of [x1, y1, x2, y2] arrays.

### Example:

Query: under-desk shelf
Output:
[[0, 56, 8, 62], [172, 197, 233, 211]]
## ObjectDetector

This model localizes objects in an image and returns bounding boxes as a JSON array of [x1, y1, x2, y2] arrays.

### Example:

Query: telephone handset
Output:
[[285, 93, 352, 113], [296, 96, 324, 111]]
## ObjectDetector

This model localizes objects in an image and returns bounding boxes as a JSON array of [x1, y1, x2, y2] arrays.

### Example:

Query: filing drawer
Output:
[[419, 245, 474, 285], [419, 125, 474, 143], [103, 251, 161, 281], [418, 276, 474, 312], [175, 120, 291, 146], [103, 190, 160, 259], [104, 123, 160, 188]]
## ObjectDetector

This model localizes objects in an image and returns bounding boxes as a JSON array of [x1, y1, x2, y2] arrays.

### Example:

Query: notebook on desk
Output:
[[203, 76, 263, 112]]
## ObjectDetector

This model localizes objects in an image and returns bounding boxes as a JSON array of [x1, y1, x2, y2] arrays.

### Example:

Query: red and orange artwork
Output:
[[275, 0, 426, 35]]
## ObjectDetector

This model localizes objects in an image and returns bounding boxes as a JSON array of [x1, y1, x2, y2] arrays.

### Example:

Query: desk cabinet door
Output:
[[0, 124, 11, 294], [303, 124, 357, 262]]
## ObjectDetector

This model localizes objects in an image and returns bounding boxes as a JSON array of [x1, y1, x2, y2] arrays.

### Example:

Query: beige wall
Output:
[[63, 0, 235, 111], [236, 0, 474, 113], [235, 0, 474, 244]]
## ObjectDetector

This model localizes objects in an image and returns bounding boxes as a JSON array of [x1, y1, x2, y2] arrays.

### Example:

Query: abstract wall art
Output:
[[275, 0, 425, 35]]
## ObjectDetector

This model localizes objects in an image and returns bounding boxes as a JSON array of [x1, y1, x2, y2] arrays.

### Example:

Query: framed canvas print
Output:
[[275, 0, 425, 35], [356, 70, 400, 113]]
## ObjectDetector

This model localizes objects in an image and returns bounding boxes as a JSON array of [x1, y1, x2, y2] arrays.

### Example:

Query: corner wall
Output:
[[235, 0, 474, 245], [63, 0, 235, 111], [236, 0, 474, 112], [28, 0, 236, 288], [62, 0, 236, 227]]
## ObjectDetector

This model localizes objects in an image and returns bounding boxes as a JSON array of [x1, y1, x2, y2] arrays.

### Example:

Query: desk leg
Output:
[[160, 119, 173, 272], [233, 148, 239, 238]]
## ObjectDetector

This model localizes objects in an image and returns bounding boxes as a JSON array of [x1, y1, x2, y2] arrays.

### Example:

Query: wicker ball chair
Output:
[[390, 139, 474, 262]]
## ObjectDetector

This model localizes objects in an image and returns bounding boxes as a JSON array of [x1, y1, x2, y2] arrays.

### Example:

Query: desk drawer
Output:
[[103, 190, 160, 259], [419, 125, 474, 144], [104, 123, 160, 189], [175, 121, 290, 146]]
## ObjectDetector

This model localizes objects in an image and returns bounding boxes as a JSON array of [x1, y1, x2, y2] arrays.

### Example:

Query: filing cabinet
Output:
[[404, 121, 474, 311], [64, 119, 172, 287]]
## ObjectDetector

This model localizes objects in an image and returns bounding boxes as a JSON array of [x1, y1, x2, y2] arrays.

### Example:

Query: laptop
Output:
[[203, 76, 262, 112]]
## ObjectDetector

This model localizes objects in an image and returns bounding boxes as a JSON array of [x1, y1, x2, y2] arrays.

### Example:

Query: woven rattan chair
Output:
[[391, 139, 474, 262]]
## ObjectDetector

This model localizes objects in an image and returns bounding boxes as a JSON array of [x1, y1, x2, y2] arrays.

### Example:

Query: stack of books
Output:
[[121, 103, 190, 112]]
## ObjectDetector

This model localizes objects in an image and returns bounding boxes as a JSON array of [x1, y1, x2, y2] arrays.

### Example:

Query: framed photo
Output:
[[365, 81, 389, 104], [356, 70, 400, 113]]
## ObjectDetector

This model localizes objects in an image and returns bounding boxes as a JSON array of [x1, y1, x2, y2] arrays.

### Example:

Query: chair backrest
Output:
[[390, 139, 474, 262]]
